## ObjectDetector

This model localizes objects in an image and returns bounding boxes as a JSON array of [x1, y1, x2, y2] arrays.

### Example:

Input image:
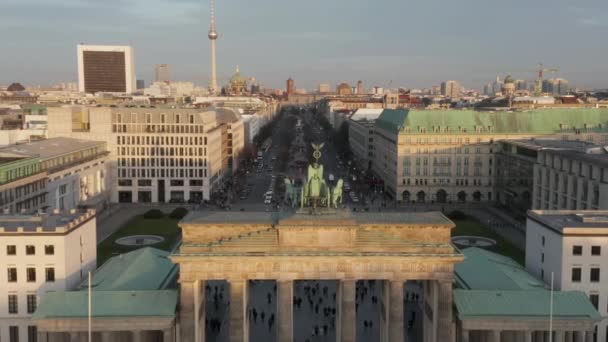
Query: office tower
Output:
[[77, 44, 136, 94], [441, 80, 461, 98], [155, 64, 171, 83]]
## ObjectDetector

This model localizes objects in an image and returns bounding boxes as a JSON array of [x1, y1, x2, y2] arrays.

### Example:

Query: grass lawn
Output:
[[97, 215, 181, 266], [452, 218, 525, 265]]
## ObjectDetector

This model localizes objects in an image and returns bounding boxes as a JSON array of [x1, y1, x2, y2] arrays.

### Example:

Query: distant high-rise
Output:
[[208, 0, 219, 94], [155, 64, 171, 83], [318, 83, 331, 94], [441, 80, 461, 98], [357, 80, 364, 94], [136, 79, 145, 90], [543, 78, 569, 95], [77, 44, 136, 94], [286, 78, 295, 96]]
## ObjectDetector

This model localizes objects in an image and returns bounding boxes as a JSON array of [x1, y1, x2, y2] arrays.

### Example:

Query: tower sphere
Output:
[[208, 30, 218, 40]]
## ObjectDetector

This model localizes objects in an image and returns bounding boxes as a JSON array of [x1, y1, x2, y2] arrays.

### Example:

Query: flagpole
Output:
[[88, 271, 92, 342], [549, 272, 554, 342]]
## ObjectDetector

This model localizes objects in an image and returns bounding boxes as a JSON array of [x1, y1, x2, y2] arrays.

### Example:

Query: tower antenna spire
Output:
[[208, 0, 219, 94]]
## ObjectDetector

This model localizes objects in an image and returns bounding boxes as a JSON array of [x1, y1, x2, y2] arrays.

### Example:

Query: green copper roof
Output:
[[454, 248, 601, 321], [32, 290, 178, 318], [454, 290, 601, 320], [33, 247, 179, 319], [375, 108, 608, 135], [455, 247, 545, 291], [80, 247, 178, 291]]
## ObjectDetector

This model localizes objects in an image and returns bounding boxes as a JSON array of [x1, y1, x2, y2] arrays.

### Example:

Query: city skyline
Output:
[[1, 0, 608, 90]]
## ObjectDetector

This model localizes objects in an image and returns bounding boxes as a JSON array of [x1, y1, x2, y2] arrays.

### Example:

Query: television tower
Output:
[[208, 0, 219, 94]]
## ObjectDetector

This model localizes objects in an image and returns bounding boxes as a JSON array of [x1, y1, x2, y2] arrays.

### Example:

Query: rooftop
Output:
[[454, 247, 600, 320], [454, 289, 601, 320], [80, 247, 178, 291], [528, 210, 608, 235], [502, 139, 599, 151], [455, 247, 545, 291], [0, 209, 95, 234], [33, 247, 179, 319], [0, 137, 105, 160], [375, 108, 608, 135], [33, 290, 177, 319], [180, 209, 453, 227]]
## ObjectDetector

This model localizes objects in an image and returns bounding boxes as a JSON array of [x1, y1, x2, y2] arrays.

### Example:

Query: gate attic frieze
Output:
[[172, 210, 463, 282]]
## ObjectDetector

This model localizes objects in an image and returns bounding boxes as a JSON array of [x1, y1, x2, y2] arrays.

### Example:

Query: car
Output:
[[239, 196, 247, 200], [264, 198, 272, 204]]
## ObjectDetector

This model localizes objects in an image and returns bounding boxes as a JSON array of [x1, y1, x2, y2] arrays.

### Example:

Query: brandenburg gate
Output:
[[172, 209, 463, 342], [171, 145, 463, 342]]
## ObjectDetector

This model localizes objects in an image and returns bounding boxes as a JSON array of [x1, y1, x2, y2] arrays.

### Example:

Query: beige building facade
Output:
[[369, 108, 608, 203], [47, 106, 244, 203]]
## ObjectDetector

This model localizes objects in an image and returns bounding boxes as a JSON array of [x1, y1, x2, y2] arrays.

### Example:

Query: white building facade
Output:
[[47, 106, 243, 203], [526, 210, 608, 342], [0, 210, 97, 342], [533, 146, 608, 211]]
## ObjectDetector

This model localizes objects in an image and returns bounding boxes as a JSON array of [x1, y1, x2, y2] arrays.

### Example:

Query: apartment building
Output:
[[369, 108, 608, 203], [347, 109, 383, 170], [0, 209, 96, 342], [533, 143, 608, 211], [527, 210, 608, 342], [47, 106, 244, 203]]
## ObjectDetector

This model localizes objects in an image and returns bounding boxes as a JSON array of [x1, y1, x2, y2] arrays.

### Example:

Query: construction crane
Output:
[[532, 63, 559, 97]]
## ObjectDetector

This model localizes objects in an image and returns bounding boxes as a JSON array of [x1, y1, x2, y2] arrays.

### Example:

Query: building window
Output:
[[45, 268, 55, 282], [44, 245, 54, 255], [573, 245, 583, 256], [541, 236, 545, 246], [541, 253, 545, 263], [25, 245, 35, 255], [26, 294, 37, 314], [8, 294, 18, 314], [8, 267, 17, 282], [590, 268, 600, 282], [591, 246, 601, 256], [10, 326, 19, 342], [572, 267, 582, 282], [590, 294, 599, 310], [26, 268, 36, 282], [27, 326, 37, 342], [7, 245, 16, 255]]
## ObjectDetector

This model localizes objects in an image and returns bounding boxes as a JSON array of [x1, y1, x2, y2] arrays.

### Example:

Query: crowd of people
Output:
[[200, 280, 425, 342]]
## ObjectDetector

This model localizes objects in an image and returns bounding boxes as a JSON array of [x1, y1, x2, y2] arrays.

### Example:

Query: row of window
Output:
[[118, 168, 208, 180], [8, 294, 37, 314], [572, 245, 602, 256], [117, 134, 208, 146], [5, 325, 37, 342], [113, 124, 207, 134], [118, 157, 208, 168], [118, 146, 209, 157], [7, 267, 55, 283], [571, 267, 601, 283], [6, 245, 54, 256]]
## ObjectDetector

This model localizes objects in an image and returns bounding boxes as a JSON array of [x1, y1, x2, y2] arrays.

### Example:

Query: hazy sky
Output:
[[2, 0, 608, 90]]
